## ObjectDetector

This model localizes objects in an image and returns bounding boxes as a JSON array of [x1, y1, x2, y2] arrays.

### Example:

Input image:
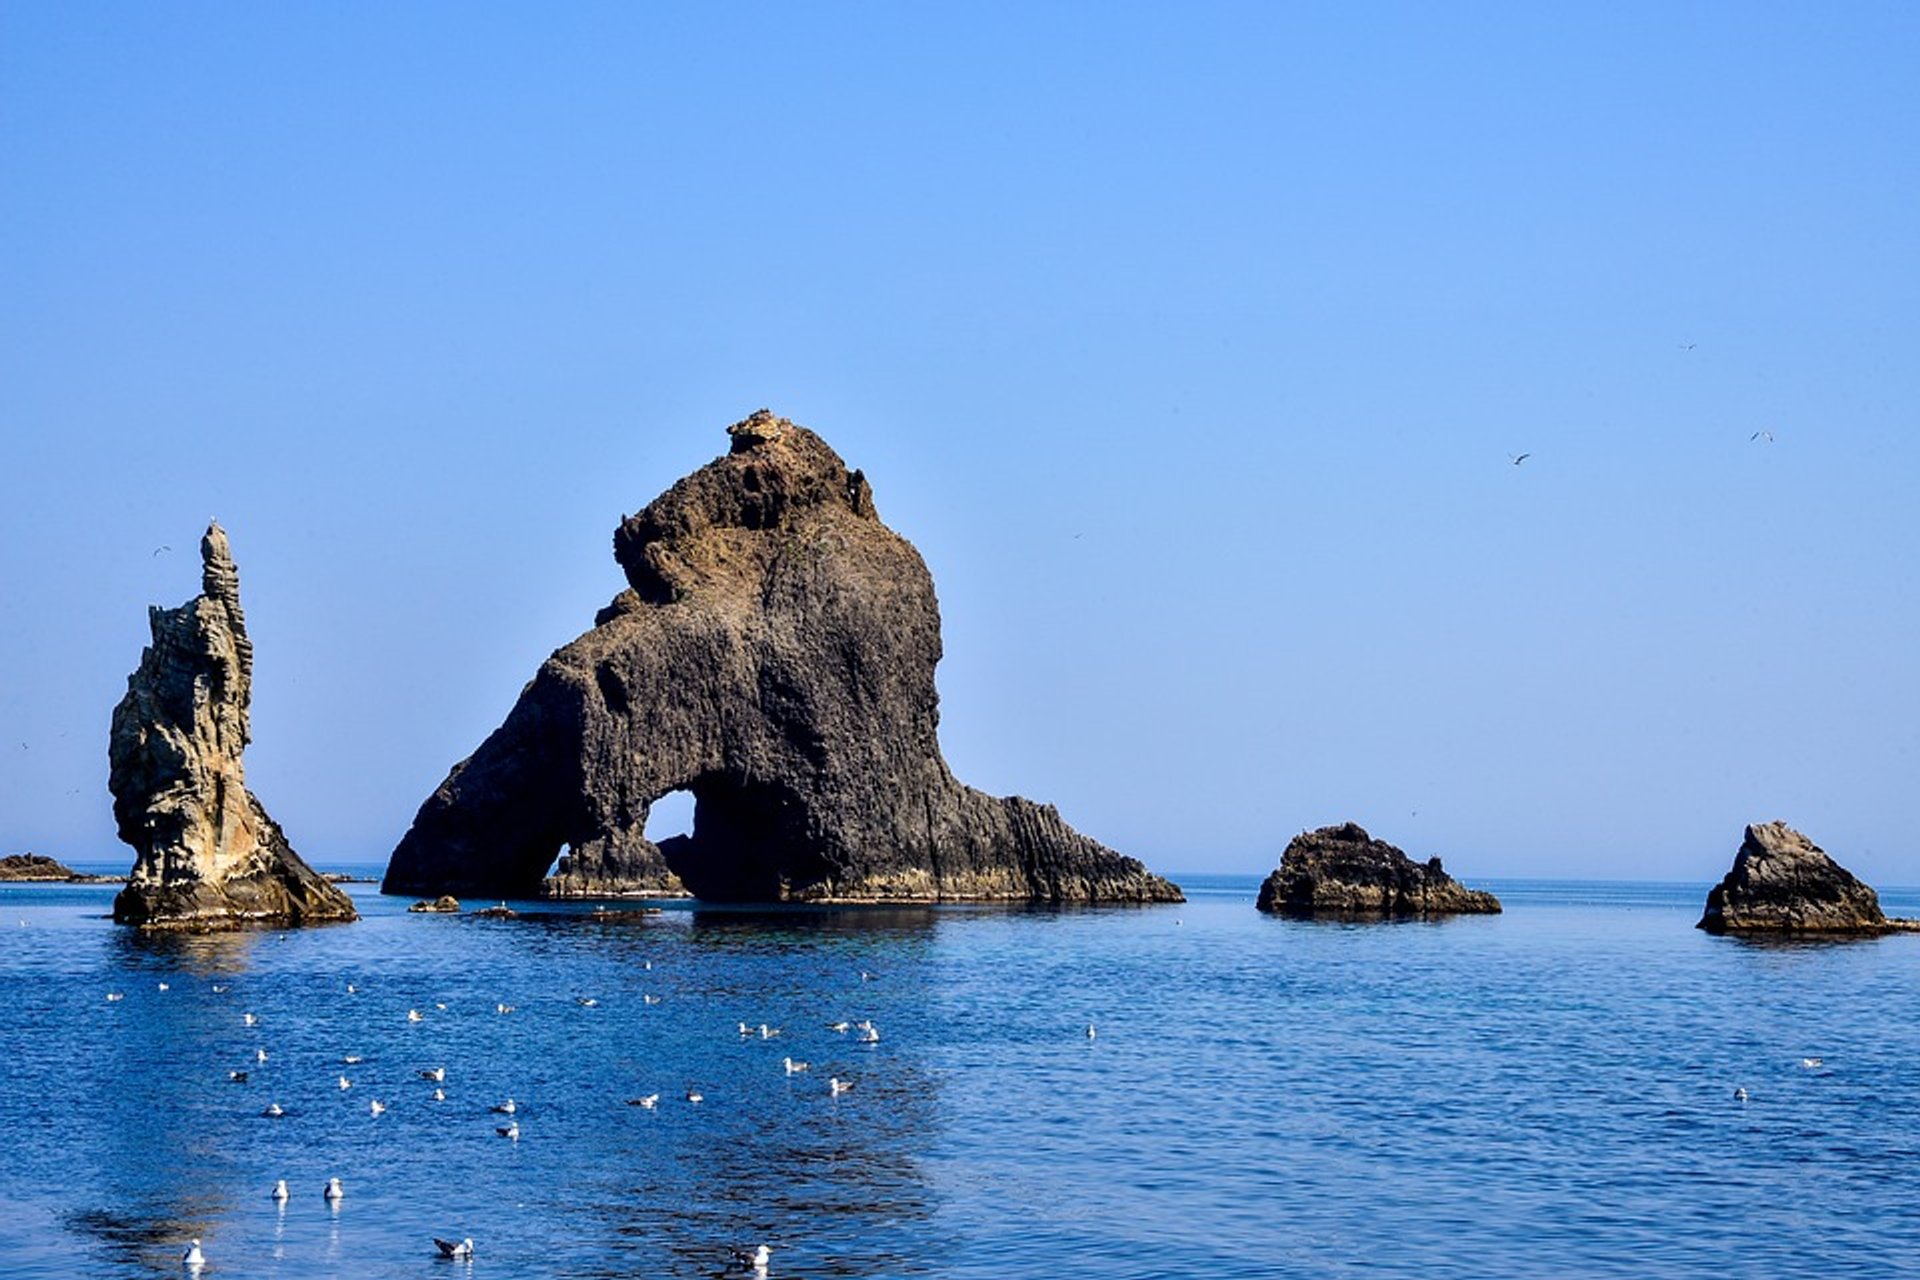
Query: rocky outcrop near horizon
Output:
[[1698, 821, 1907, 935], [1256, 822, 1501, 918], [384, 411, 1182, 906], [108, 524, 357, 929], [0, 853, 99, 882]]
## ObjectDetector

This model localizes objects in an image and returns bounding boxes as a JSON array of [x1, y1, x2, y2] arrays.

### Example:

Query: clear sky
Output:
[[2, 3, 1915, 884]]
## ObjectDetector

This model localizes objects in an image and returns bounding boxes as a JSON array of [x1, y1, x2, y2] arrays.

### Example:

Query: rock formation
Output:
[[384, 411, 1181, 905], [108, 523, 356, 928], [1698, 821, 1901, 935], [0, 853, 87, 881], [1256, 823, 1501, 917]]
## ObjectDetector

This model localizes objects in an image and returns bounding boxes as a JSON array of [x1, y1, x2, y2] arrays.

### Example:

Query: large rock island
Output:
[[109, 524, 355, 929], [1256, 823, 1501, 918], [384, 411, 1181, 905], [1698, 821, 1907, 935]]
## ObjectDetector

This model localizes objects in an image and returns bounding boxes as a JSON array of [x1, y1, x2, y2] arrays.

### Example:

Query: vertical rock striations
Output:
[[384, 411, 1182, 905], [1256, 823, 1501, 917], [109, 523, 355, 928], [1698, 821, 1897, 935]]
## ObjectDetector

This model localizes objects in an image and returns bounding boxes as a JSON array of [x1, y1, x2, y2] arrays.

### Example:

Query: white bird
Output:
[[369, 1100, 386, 1115], [628, 1093, 660, 1109], [242, 1012, 256, 1026], [346, 984, 356, 994], [858, 1023, 880, 1043], [342, 1054, 362, 1065], [407, 1009, 424, 1022], [1802, 1057, 1824, 1069], [643, 960, 653, 970], [1734, 1087, 1749, 1102], [496, 1121, 520, 1139], [496, 1003, 515, 1015], [685, 1090, 704, 1104], [434, 1237, 475, 1259], [338, 1076, 353, 1091], [211, 984, 227, 993], [643, 994, 662, 1005], [728, 1243, 772, 1272], [106, 992, 124, 1002], [434, 1002, 448, 1011], [272, 1179, 289, 1201], [182, 1238, 205, 1268], [323, 1177, 344, 1201], [829, 1077, 853, 1096], [491, 1099, 517, 1114], [262, 1103, 285, 1118], [1086, 1024, 1097, 1040], [784, 1056, 809, 1074], [827, 1021, 850, 1033], [228, 1070, 248, 1083], [420, 1066, 446, 1082], [739, 1021, 752, 1036], [759, 1023, 780, 1039], [256, 1048, 269, 1064], [576, 997, 598, 1008], [157, 982, 170, 991], [433, 1088, 446, 1102]]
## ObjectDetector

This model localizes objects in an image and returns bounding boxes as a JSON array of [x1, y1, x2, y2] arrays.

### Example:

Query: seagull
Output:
[[338, 1076, 353, 1091], [211, 985, 227, 993], [106, 992, 124, 1002], [407, 1009, 424, 1022], [759, 1024, 780, 1039], [272, 1179, 289, 1201], [628, 1094, 660, 1109], [228, 1070, 248, 1083], [727, 1244, 772, 1272], [496, 1121, 520, 1139], [1750, 430, 1775, 443], [420, 1067, 446, 1082], [1509, 453, 1531, 466], [643, 960, 653, 970], [858, 1022, 880, 1043], [153, 545, 173, 558], [157, 982, 170, 991], [685, 1090, 704, 1104], [342, 1055, 362, 1065], [262, 1103, 285, 1118], [1678, 342, 1697, 350], [827, 1021, 850, 1033], [738, 1022, 753, 1036], [496, 1003, 515, 1015], [434, 1002, 447, 1011], [182, 1238, 204, 1268], [643, 994, 662, 1005], [783, 1056, 810, 1074], [369, 1100, 387, 1115], [576, 997, 598, 1008], [243, 1012, 258, 1026], [1086, 1023, 1097, 1040], [256, 1048, 268, 1064], [323, 1177, 344, 1201], [1801, 1057, 1824, 1069], [491, 1099, 517, 1114], [433, 1088, 446, 1102], [1733, 1087, 1749, 1102], [829, 1077, 853, 1096], [433, 1237, 475, 1259]]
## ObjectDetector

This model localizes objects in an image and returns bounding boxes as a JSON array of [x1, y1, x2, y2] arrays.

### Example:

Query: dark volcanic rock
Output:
[[1699, 822, 1897, 935], [0, 853, 83, 881], [108, 524, 356, 929], [409, 895, 462, 914], [384, 411, 1181, 905], [1256, 823, 1501, 917]]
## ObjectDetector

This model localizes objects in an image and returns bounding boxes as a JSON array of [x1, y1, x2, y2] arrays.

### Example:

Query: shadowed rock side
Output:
[[1256, 823, 1501, 917], [108, 524, 356, 929], [1698, 821, 1906, 935], [384, 412, 1181, 905]]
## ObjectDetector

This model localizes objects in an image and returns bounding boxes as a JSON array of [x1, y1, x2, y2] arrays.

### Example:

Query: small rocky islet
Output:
[[1698, 821, 1916, 936], [1255, 823, 1502, 919]]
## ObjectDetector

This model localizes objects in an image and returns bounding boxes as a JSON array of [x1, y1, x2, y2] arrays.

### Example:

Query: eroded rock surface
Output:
[[0, 853, 85, 881], [108, 524, 355, 928], [1698, 821, 1895, 935], [1256, 823, 1501, 917], [385, 411, 1181, 905]]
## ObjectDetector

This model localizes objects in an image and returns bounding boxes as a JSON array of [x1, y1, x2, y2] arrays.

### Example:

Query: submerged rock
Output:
[[1698, 822, 1900, 935], [108, 524, 356, 929], [1256, 823, 1501, 917], [409, 895, 462, 914], [384, 411, 1181, 905]]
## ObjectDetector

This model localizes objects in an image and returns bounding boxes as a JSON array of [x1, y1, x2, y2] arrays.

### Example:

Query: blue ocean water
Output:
[[2, 873, 1918, 1278]]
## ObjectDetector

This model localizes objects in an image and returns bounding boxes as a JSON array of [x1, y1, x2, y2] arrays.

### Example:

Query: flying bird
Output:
[[153, 545, 171, 557], [1750, 430, 1775, 443], [1509, 453, 1531, 466]]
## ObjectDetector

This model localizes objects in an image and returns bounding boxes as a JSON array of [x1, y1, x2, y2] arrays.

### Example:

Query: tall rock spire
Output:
[[108, 522, 355, 928]]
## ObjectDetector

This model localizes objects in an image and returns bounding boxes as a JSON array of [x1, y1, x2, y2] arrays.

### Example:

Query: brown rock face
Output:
[[384, 411, 1181, 905], [1256, 823, 1501, 917], [0, 853, 83, 881], [108, 524, 356, 929], [1698, 822, 1890, 934]]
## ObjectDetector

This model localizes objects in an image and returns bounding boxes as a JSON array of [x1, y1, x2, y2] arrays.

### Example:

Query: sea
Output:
[[2, 871, 1917, 1279]]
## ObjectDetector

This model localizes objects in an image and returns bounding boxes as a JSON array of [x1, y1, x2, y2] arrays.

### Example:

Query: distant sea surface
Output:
[[4, 873, 1919, 1278]]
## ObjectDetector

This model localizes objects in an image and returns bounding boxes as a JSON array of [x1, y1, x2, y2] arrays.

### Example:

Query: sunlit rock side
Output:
[[384, 410, 1182, 906], [1256, 823, 1501, 917], [1698, 821, 1910, 935], [108, 523, 356, 928]]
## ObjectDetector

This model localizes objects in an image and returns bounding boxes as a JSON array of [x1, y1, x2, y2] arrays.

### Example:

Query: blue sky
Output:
[[2, 3, 1915, 883]]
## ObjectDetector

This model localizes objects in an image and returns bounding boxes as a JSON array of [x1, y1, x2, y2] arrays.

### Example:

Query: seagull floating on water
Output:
[[576, 997, 598, 1008], [1086, 1024, 1097, 1040], [496, 1003, 515, 1014], [643, 994, 662, 1005], [272, 1179, 289, 1201], [628, 1094, 660, 1109], [262, 1102, 285, 1118], [496, 1120, 520, 1139], [421, 1066, 446, 1082], [338, 1076, 353, 1090], [829, 1077, 853, 1096], [727, 1243, 772, 1272], [323, 1177, 344, 1201], [784, 1056, 810, 1074], [685, 1090, 704, 1104], [342, 1055, 362, 1065], [182, 1238, 204, 1268], [244, 1012, 257, 1026], [491, 1099, 517, 1114], [1733, 1087, 1749, 1102], [857, 1022, 880, 1043], [211, 985, 227, 994], [256, 1048, 268, 1064], [369, 1100, 386, 1115], [433, 1087, 446, 1101], [407, 1009, 424, 1022], [106, 992, 124, 1002], [759, 1024, 780, 1039], [827, 1021, 850, 1033], [229, 1070, 249, 1083], [433, 1236, 475, 1259], [157, 982, 170, 991], [1801, 1057, 1824, 1069]]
